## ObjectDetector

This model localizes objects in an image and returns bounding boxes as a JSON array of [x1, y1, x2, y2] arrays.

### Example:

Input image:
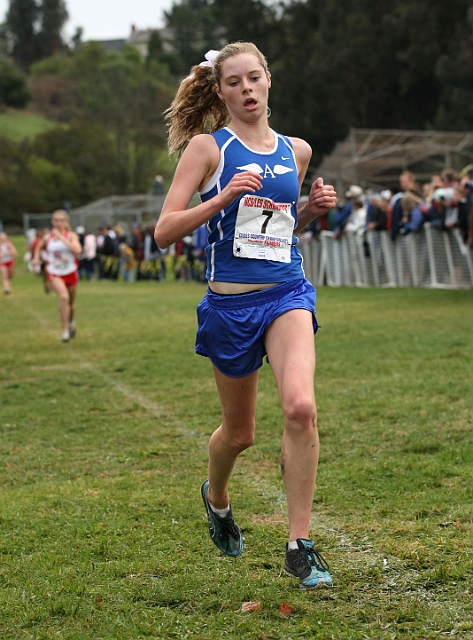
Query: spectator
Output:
[[75, 225, 85, 247], [399, 193, 424, 234], [119, 242, 136, 281], [366, 192, 389, 231], [129, 224, 144, 279], [75, 225, 86, 277], [24, 228, 36, 263], [428, 169, 461, 230], [390, 171, 422, 240], [96, 226, 118, 279], [153, 175, 165, 195], [193, 223, 209, 283], [459, 166, 473, 248], [113, 223, 127, 246], [24, 228, 38, 272], [81, 230, 97, 280], [344, 195, 367, 235], [333, 185, 363, 238], [142, 226, 165, 280]]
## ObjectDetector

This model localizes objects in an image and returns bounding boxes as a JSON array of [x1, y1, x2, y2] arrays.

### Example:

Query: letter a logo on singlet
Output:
[[263, 164, 275, 179]]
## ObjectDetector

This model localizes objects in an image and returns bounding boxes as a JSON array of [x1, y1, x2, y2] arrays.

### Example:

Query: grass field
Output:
[[1, 240, 472, 639], [0, 109, 55, 142]]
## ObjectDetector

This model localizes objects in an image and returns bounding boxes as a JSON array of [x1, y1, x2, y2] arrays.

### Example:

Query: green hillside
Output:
[[0, 109, 55, 142]]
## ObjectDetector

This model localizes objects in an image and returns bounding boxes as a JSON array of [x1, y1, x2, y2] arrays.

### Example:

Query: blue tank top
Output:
[[199, 127, 305, 283]]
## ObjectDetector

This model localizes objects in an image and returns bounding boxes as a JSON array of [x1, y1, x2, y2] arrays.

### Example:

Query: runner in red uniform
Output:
[[0, 231, 18, 294], [33, 210, 82, 342]]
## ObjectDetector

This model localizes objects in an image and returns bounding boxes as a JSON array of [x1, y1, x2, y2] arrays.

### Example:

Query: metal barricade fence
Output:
[[300, 225, 473, 289]]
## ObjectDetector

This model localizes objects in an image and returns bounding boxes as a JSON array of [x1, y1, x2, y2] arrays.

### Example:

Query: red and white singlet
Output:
[[0, 242, 14, 266], [46, 232, 78, 276]]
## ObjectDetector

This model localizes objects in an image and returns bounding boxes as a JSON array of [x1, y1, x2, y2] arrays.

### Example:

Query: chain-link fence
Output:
[[300, 224, 473, 289]]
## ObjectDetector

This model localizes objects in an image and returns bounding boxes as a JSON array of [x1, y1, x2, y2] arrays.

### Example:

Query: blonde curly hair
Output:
[[166, 42, 270, 156]]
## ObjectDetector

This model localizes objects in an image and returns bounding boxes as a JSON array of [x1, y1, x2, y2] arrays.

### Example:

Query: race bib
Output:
[[52, 251, 69, 272], [233, 196, 294, 262]]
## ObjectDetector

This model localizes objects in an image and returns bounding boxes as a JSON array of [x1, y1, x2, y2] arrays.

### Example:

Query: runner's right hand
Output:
[[218, 171, 263, 209]]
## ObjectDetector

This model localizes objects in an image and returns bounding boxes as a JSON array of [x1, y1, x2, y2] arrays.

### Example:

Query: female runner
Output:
[[0, 231, 18, 294], [33, 210, 82, 342], [154, 43, 337, 590]]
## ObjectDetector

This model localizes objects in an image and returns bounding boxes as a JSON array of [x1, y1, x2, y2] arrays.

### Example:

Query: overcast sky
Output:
[[0, 0, 176, 41]]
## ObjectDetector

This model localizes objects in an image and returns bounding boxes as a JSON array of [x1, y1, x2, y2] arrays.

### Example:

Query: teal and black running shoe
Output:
[[201, 480, 243, 557], [284, 539, 332, 590]]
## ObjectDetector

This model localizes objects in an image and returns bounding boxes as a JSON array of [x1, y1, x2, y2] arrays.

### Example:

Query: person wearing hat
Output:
[[332, 185, 364, 238]]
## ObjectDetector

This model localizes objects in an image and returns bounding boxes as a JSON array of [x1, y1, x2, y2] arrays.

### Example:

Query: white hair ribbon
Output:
[[199, 50, 220, 67]]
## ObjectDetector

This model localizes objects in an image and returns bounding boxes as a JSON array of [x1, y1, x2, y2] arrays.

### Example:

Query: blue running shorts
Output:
[[195, 278, 318, 378]]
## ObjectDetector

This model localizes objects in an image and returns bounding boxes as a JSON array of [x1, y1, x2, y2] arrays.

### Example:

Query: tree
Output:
[[5, 0, 40, 70], [4, 0, 68, 69], [209, 0, 281, 61], [270, 0, 472, 164], [0, 137, 35, 222], [0, 22, 9, 56], [162, 0, 473, 164], [163, 0, 279, 75], [28, 72, 78, 121], [31, 123, 120, 205], [27, 154, 78, 208], [75, 45, 174, 192], [26, 41, 177, 197], [0, 135, 78, 225], [0, 56, 30, 107], [433, 0, 473, 129], [163, 0, 217, 76], [38, 0, 68, 58], [146, 29, 168, 68]]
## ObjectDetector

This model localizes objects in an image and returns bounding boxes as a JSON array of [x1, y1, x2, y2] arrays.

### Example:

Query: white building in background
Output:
[[127, 25, 152, 57], [93, 25, 173, 58]]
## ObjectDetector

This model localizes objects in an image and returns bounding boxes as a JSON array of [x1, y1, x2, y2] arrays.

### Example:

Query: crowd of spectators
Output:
[[25, 222, 209, 284], [316, 166, 473, 250], [77, 222, 210, 283], [24, 165, 473, 287]]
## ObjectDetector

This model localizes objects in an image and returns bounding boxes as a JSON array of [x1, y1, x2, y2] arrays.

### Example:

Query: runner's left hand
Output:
[[309, 178, 337, 216]]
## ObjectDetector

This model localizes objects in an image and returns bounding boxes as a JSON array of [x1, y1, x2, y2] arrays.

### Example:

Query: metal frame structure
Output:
[[314, 128, 473, 192]]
